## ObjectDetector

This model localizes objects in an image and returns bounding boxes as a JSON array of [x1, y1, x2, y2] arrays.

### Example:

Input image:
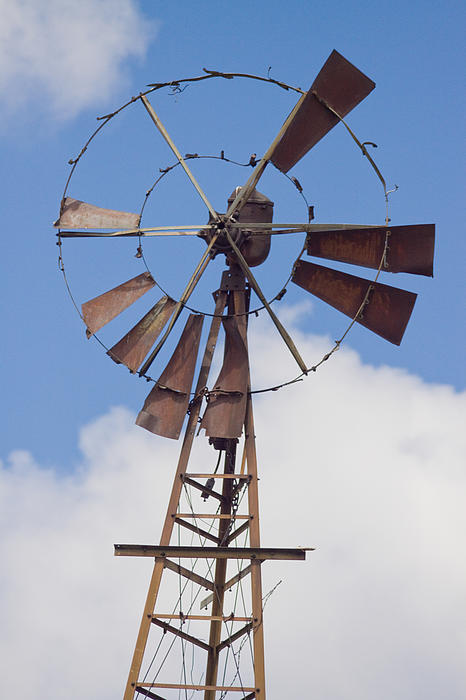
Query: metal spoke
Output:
[[225, 229, 308, 373], [140, 94, 220, 222], [225, 92, 309, 220], [138, 233, 219, 375]]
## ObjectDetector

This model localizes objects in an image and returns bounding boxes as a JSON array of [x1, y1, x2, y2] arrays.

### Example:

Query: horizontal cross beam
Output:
[[135, 683, 256, 692], [114, 545, 312, 560]]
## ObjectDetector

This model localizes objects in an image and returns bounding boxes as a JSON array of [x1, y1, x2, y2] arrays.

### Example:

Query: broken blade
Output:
[[54, 197, 140, 229]]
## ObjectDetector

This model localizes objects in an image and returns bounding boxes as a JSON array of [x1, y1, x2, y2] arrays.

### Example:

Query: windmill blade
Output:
[[202, 316, 249, 439], [292, 260, 417, 345], [82, 272, 155, 337], [136, 314, 204, 439], [107, 296, 177, 372], [307, 224, 435, 276], [54, 197, 140, 229], [271, 50, 375, 173], [225, 51, 374, 219]]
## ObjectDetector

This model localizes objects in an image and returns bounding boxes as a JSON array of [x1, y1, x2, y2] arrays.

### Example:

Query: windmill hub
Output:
[[199, 187, 275, 267]]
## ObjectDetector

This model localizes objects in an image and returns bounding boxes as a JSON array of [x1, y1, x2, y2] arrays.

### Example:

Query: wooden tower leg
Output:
[[245, 393, 266, 697], [122, 290, 227, 700]]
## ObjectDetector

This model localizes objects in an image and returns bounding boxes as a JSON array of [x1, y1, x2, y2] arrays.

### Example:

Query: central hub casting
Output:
[[199, 187, 274, 267]]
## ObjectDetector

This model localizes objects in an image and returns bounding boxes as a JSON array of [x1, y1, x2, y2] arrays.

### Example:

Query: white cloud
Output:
[[1, 320, 465, 699], [0, 0, 156, 120]]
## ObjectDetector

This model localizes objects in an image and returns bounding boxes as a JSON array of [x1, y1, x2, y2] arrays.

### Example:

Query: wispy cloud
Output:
[[0, 0, 156, 120], [1, 321, 465, 699]]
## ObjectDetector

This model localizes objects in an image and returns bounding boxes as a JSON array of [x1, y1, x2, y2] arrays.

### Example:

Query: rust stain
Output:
[[136, 314, 204, 439], [55, 197, 140, 229], [307, 224, 435, 276], [202, 316, 249, 439], [272, 50, 375, 172], [82, 272, 155, 337], [292, 260, 417, 345], [107, 296, 176, 372]]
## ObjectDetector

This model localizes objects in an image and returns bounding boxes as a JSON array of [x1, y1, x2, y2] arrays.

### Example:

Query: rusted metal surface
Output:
[[292, 260, 417, 345], [82, 272, 155, 337], [107, 296, 176, 372], [227, 188, 274, 267], [54, 197, 140, 229], [136, 314, 204, 439], [307, 224, 435, 276], [202, 316, 249, 439], [271, 50, 375, 172]]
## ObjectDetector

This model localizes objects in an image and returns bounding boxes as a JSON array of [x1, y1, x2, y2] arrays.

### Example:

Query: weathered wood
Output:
[[163, 559, 214, 591], [122, 292, 228, 700], [136, 684, 255, 692], [200, 564, 254, 609], [155, 614, 252, 622], [115, 545, 308, 560], [217, 622, 253, 653], [181, 475, 226, 503], [151, 617, 211, 652], [226, 519, 250, 545], [173, 517, 220, 544]]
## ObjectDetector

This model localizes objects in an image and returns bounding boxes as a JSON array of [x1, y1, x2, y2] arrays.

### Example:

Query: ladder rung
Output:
[[175, 513, 250, 519], [136, 682, 256, 692], [154, 613, 252, 622], [185, 473, 251, 479]]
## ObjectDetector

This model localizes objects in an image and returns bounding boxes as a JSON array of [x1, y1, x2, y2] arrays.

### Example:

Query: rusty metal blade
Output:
[[54, 197, 140, 229], [292, 260, 417, 345], [82, 272, 155, 337], [136, 314, 204, 439], [201, 316, 249, 439], [307, 224, 435, 276], [271, 50, 375, 172], [107, 296, 177, 372]]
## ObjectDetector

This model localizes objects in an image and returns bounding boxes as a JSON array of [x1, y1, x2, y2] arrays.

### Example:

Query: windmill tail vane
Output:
[[54, 49, 434, 698]]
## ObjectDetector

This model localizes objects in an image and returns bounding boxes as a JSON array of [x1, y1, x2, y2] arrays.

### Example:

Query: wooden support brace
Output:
[[162, 559, 214, 591], [216, 622, 253, 653], [226, 519, 250, 545], [135, 688, 167, 700], [151, 617, 211, 652], [200, 565, 253, 609], [181, 475, 226, 503], [174, 517, 220, 544]]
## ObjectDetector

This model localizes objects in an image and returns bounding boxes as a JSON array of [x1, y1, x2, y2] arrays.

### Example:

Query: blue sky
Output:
[[1, 2, 465, 699]]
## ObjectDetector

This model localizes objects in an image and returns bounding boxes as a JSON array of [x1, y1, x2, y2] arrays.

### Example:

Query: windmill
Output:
[[55, 51, 435, 699]]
